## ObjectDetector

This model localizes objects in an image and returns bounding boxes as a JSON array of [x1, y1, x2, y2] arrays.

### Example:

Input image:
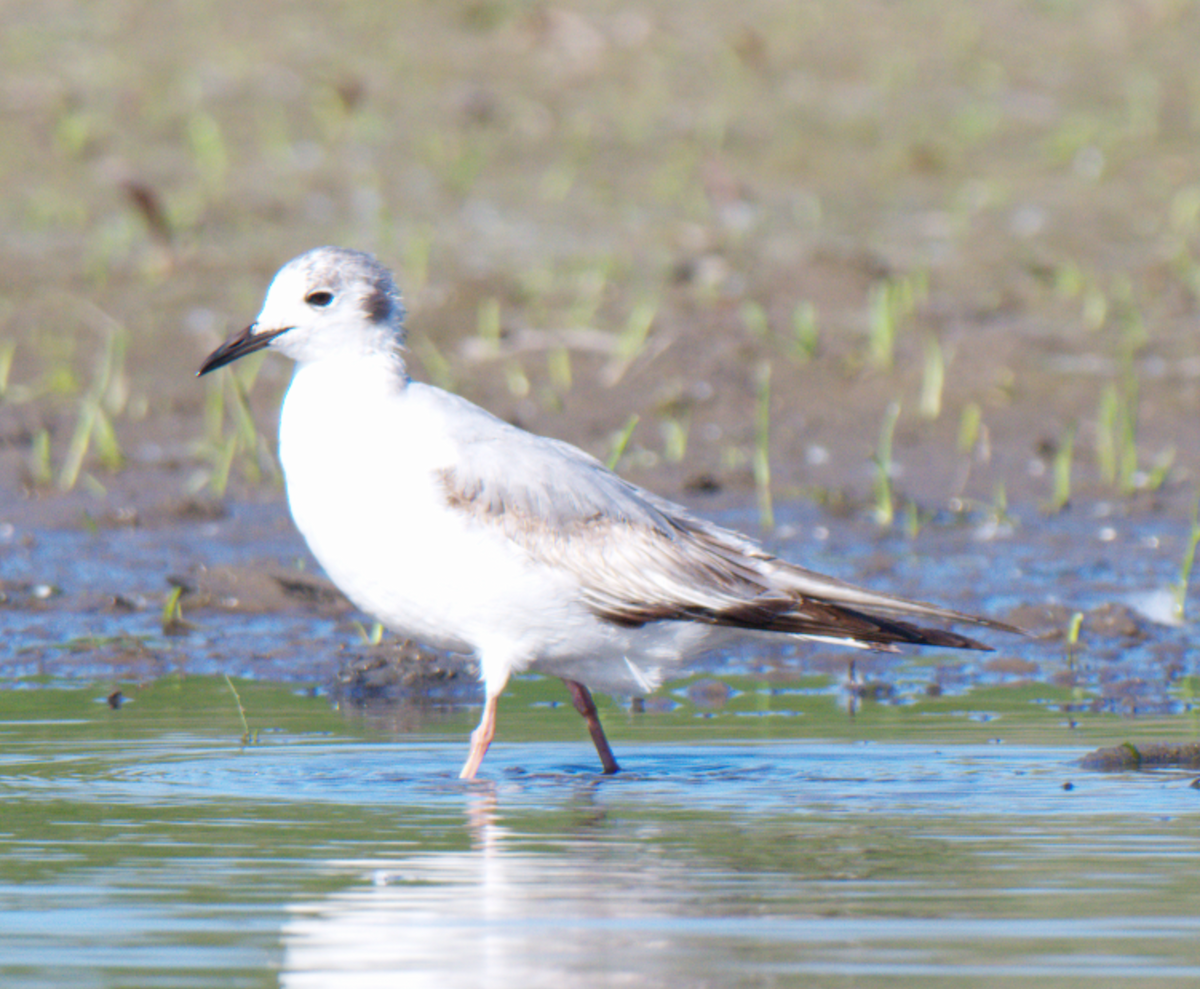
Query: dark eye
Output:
[[305, 290, 334, 308]]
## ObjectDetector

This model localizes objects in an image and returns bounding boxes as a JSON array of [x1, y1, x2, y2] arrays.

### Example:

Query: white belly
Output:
[[277, 364, 591, 665], [276, 361, 722, 695]]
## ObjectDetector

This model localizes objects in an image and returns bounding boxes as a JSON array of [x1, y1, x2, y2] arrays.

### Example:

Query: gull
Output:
[[199, 247, 1019, 779]]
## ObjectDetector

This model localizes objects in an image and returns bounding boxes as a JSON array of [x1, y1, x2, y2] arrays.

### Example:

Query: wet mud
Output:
[[3, 489, 1197, 765], [1081, 740, 1200, 772]]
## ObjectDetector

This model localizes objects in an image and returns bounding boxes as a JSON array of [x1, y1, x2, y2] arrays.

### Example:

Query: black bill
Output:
[[197, 324, 289, 376]]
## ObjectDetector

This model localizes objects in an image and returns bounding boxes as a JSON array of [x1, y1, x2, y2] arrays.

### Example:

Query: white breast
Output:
[[277, 359, 584, 663]]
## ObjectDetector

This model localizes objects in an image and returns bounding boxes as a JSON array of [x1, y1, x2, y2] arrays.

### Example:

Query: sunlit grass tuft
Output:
[[546, 346, 572, 393], [1092, 373, 1170, 496], [1065, 610, 1084, 671], [872, 401, 901, 528], [918, 334, 944, 420], [740, 300, 769, 339], [161, 585, 196, 636], [568, 257, 610, 329], [161, 585, 183, 631], [754, 362, 773, 531], [57, 325, 130, 491], [0, 339, 15, 397], [957, 402, 982, 455], [1044, 421, 1075, 515], [29, 429, 52, 486], [223, 674, 258, 745], [477, 296, 502, 346], [903, 499, 931, 539], [620, 302, 657, 360], [600, 300, 657, 387], [989, 481, 1012, 528], [196, 352, 279, 497], [1171, 494, 1200, 623], [503, 361, 530, 397], [660, 412, 690, 463], [1082, 286, 1107, 331], [1094, 384, 1123, 486], [606, 414, 640, 471], [866, 272, 927, 373], [790, 301, 819, 362]]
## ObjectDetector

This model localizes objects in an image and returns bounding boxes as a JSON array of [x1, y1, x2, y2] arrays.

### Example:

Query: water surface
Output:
[[3, 698, 1200, 988], [3, 501, 1200, 986]]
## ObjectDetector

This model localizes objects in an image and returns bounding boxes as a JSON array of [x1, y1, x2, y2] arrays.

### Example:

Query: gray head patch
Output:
[[364, 285, 394, 323], [292, 246, 407, 330]]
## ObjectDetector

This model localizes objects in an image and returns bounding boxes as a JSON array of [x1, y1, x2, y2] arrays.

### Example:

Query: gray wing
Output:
[[433, 390, 1016, 650]]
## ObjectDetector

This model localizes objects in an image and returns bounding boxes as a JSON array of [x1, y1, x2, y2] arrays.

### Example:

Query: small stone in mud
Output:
[[97, 506, 140, 528], [168, 498, 228, 522], [0, 580, 30, 604], [334, 641, 474, 704], [1084, 603, 1147, 640], [983, 656, 1038, 677], [1081, 741, 1200, 771], [686, 678, 733, 709], [1002, 603, 1075, 640], [683, 473, 721, 494], [162, 615, 195, 637], [1062, 781, 1073, 791], [169, 566, 350, 613]]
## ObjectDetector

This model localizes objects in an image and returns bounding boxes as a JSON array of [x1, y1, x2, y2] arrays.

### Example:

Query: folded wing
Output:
[[434, 391, 1019, 652]]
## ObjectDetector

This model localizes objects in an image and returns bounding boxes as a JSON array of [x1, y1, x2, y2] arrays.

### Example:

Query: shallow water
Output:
[[3, 712, 1200, 988], [3, 498, 1200, 985]]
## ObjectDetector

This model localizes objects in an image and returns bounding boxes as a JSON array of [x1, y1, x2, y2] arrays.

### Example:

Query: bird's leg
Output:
[[561, 678, 620, 774], [460, 692, 500, 780]]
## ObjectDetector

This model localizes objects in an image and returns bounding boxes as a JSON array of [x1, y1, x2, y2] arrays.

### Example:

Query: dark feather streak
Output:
[[439, 465, 1002, 653], [364, 286, 392, 323], [592, 596, 992, 651]]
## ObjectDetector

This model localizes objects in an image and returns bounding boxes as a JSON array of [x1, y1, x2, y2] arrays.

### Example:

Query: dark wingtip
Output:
[[972, 617, 1033, 638], [913, 627, 994, 651]]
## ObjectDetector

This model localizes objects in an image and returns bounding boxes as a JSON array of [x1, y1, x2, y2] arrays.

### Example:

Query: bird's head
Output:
[[198, 246, 406, 375]]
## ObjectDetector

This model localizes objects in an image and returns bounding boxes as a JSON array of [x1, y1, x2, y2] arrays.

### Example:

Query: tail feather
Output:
[[627, 594, 1007, 652], [772, 562, 1026, 639]]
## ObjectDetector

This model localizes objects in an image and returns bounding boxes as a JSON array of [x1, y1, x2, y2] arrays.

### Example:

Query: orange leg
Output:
[[459, 692, 499, 780], [562, 678, 620, 774]]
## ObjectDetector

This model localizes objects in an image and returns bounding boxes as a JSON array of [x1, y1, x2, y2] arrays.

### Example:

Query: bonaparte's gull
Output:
[[199, 246, 1018, 779]]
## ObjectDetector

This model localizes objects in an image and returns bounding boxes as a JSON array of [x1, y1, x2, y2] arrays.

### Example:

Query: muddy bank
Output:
[[1082, 741, 1200, 772], [2, 1, 1199, 527], [3, 483, 1197, 754]]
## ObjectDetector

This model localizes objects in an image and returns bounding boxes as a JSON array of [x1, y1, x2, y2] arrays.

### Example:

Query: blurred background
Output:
[[5, 9, 1200, 984], [2, 0, 1199, 519]]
